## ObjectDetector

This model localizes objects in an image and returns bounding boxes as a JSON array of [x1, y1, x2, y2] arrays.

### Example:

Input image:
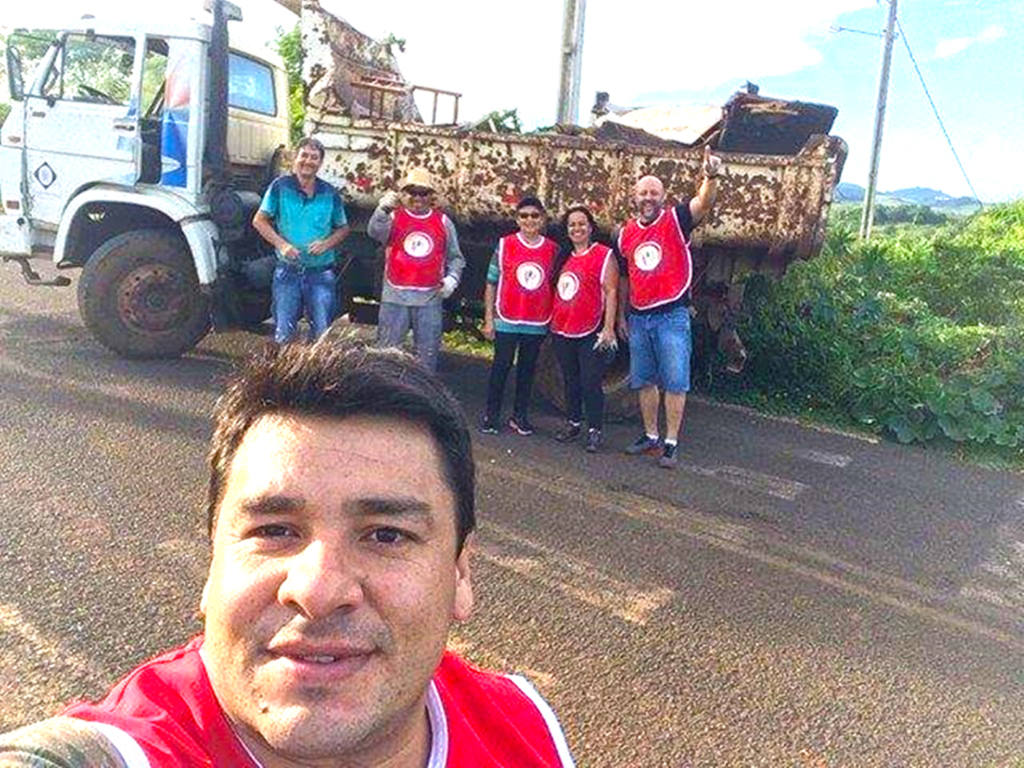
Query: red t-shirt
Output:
[[61, 636, 575, 767]]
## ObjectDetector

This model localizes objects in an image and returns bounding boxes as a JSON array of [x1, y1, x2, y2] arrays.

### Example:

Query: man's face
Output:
[[402, 186, 434, 215], [634, 176, 665, 223], [200, 413, 473, 765], [292, 146, 323, 182]]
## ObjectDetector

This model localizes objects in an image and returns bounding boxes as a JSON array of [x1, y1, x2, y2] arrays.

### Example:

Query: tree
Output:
[[273, 24, 305, 145]]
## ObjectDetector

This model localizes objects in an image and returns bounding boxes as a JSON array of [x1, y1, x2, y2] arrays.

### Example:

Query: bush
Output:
[[714, 201, 1024, 453]]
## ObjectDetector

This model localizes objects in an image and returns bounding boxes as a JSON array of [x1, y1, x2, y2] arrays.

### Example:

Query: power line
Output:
[[895, 17, 983, 207]]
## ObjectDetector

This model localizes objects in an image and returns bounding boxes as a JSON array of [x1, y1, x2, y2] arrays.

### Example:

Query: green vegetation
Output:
[[273, 24, 306, 145], [708, 200, 1024, 465]]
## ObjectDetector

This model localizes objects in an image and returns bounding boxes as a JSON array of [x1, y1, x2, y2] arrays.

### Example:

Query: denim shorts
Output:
[[628, 304, 692, 393]]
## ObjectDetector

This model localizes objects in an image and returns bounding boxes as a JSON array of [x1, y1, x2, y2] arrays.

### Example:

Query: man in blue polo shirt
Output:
[[253, 137, 350, 343]]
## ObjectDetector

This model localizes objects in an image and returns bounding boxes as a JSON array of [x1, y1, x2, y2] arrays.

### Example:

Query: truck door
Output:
[[23, 32, 139, 228]]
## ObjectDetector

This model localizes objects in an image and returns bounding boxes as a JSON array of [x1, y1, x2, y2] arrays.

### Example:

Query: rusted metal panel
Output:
[[313, 116, 846, 268]]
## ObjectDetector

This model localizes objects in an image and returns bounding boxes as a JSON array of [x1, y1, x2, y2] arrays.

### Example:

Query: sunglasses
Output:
[[405, 187, 432, 197], [517, 211, 543, 220]]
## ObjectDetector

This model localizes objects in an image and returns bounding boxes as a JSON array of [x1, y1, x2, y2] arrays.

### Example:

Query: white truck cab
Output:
[[1, 3, 289, 356]]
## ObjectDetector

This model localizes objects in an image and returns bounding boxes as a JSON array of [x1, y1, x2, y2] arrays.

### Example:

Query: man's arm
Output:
[[307, 224, 351, 256], [481, 248, 500, 340], [0, 717, 130, 767], [308, 191, 352, 256], [367, 191, 400, 244], [612, 225, 630, 339], [689, 145, 722, 225], [441, 215, 466, 285], [252, 211, 298, 261]]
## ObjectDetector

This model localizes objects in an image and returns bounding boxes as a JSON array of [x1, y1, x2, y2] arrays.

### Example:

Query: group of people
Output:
[[0, 143, 722, 765], [252, 135, 723, 469]]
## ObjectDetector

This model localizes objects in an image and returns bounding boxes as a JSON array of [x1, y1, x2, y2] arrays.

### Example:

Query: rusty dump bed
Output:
[[314, 113, 847, 266], [297, 0, 847, 275]]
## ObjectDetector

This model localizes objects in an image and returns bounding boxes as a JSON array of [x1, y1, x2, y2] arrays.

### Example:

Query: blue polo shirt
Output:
[[259, 175, 348, 268]]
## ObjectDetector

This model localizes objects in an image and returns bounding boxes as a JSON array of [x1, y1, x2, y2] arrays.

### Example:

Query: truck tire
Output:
[[77, 229, 211, 358], [534, 337, 640, 423]]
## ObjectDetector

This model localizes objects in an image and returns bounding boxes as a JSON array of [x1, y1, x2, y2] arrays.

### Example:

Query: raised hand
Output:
[[702, 145, 723, 179]]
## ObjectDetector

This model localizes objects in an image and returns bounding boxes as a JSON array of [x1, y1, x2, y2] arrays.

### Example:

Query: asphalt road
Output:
[[1, 264, 1024, 767]]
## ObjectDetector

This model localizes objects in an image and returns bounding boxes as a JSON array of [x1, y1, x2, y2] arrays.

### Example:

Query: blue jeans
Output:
[[628, 304, 692, 393], [272, 263, 337, 343], [376, 300, 444, 372]]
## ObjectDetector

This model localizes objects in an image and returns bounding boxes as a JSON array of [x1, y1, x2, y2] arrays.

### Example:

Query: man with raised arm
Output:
[[617, 146, 723, 468]]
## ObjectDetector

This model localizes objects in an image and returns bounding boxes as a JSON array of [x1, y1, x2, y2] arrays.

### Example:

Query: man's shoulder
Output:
[[0, 639, 225, 767], [434, 651, 536, 713], [64, 637, 206, 721], [433, 652, 573, 766], [268, 174, 297, 193], [313, 177, 340, 198]]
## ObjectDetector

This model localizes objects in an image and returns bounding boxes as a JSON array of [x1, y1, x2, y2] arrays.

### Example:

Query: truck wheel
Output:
[[534, 338, 640, 423], [77, 229, 211, 358]]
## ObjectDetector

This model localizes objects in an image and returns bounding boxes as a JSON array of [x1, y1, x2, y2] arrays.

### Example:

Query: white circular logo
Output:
[[516, 262, 545, 291], [557, 272, 580, 301], [634, 242, 662, 272], [403, 232, 434, 258]]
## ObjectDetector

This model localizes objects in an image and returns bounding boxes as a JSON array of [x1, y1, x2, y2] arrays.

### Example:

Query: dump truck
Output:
[[0, 0, 846, 415]]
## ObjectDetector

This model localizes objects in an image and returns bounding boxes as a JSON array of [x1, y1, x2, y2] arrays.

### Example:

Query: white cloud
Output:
[[934, 38, 973, 59], [5, 0, 876, 127], [934, 23, 1005, 59]]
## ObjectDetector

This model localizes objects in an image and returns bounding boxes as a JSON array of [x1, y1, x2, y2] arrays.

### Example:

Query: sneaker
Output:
[[554, 421, 583, 443], [478, 415, 500, 435], [658, 442, 679, 468], [585, 428, 602, 453], [508, 415, 535, 436], [624, 433, 660, 455]]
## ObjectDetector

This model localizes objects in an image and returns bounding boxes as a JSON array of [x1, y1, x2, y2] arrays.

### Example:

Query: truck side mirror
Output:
[[6, 45, 24, 101]]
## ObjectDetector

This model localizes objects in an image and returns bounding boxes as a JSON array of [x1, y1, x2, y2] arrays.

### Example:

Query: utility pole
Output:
[[860, 0, 899, 240], [556, 0, 587, 125]]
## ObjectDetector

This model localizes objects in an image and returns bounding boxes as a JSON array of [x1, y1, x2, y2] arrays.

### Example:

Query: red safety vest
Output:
[[61, 636, 575, 767], [618, 207, 692, 310], [385, 208, 448, 290], [550, 243, 613, 337], [495, 233, 557, 325]]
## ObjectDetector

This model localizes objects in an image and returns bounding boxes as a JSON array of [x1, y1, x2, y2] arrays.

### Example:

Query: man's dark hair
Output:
[[206, 337, 476, 552], [295, 136, 326, 160]]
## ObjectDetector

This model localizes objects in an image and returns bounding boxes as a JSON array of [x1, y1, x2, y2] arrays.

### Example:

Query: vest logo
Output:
[[517, 262, 545, 291], [557, 272, 580, 301], [403, 232, 435, 259], [634, 242, 662, 272]]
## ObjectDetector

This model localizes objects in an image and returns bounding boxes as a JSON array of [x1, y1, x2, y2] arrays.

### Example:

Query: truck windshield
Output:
[[42, 33, 135, 107]]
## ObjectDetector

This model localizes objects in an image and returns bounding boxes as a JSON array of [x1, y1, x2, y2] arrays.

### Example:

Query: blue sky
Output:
[[7, 0, 1022, 201]]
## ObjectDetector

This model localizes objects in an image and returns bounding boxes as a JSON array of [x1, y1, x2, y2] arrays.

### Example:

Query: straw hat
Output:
[[400, 168, 436, 191]]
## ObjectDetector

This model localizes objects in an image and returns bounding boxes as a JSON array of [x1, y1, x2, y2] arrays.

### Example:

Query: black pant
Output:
[[486, 331, 545, 420], [552, 332, 607, 430]]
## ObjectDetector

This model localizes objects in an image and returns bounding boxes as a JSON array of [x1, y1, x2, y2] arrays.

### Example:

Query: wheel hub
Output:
[[117, 264, 191, 333]]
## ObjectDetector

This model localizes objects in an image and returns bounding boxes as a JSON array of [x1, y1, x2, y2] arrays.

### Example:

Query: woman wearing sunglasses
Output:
[[479, 196, 557, 436], [550, 205, 619, 452]]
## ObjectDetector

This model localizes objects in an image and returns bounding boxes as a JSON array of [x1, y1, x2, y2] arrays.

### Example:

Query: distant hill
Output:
[[836, 182, 980, 209]]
